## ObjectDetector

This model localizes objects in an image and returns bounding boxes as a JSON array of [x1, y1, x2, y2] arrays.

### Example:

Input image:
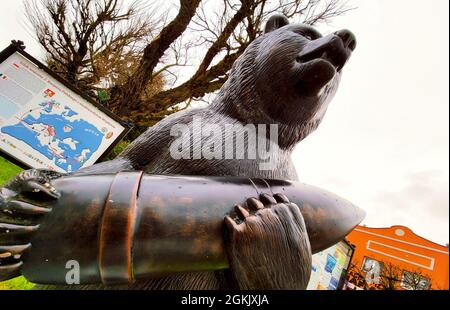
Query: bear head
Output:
[[214, 14, 356, 149]]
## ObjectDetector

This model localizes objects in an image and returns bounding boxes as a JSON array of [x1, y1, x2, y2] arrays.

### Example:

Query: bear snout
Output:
[[296, 29, 356, 72], [334, 29, 357, 51]]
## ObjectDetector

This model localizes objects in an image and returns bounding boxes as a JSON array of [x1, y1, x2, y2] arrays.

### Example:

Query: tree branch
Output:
[[112, 0, 202, 114]]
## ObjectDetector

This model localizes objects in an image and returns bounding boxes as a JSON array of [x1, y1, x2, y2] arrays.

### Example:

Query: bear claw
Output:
[[259, 193, 277, 205], [235, 205, 250, 218], [246, 197, 264, 210], [6, 200, 52, 215], [0, 261, 23, 282], [273, 193, 290, 203]]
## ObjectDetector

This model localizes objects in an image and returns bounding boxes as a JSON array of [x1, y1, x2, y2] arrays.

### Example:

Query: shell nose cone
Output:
[[355, 205, 366, 223], [335, 29, 357, 51], [297, 184, 367, 254]]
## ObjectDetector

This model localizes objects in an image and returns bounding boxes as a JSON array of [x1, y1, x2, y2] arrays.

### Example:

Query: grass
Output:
[[0, 156, 23, 185], [0, 156, 35, 290]]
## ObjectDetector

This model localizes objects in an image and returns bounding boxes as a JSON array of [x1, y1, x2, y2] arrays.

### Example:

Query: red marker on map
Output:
[[46, 125, 56, 137]]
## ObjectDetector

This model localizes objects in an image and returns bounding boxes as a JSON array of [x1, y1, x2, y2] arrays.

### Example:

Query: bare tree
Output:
[[346, 260, 370, 290], [25, 0, 158, 95], [26, 0, 353, 127], [377, 261, 403, 290], [400, 268, 432, 290], [346, 259, 433, 290]]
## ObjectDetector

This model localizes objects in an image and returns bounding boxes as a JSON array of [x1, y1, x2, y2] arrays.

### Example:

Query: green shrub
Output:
[[102, 140, 131, 161]]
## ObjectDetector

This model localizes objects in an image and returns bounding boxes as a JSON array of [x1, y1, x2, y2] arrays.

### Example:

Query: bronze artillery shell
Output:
[[21, 172, 365, 284]]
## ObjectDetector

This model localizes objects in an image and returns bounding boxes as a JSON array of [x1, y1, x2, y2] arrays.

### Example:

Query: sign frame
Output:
[[337, 239, 355, 289], [307, 238, 356, 290], [0, 41, 132, 171]]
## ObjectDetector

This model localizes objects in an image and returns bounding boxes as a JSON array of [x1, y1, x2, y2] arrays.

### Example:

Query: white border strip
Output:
[[366, 240, 435, 270], [354, 228, 449, 255]]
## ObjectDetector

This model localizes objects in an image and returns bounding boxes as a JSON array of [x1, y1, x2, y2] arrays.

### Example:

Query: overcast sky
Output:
[[294, 0, 449, 245], [0, 0, 448, 245]]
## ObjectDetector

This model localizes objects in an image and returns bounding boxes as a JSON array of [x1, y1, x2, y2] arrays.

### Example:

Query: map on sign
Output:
[[1, 100, 104, 171], [0, 51, 126, 173]]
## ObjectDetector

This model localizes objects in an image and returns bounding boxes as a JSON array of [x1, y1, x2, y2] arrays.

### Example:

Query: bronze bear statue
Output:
[[0, 14, 356, 289]]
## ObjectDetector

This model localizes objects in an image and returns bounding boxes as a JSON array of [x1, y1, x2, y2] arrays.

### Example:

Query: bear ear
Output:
[[264, 14, 290, 33]]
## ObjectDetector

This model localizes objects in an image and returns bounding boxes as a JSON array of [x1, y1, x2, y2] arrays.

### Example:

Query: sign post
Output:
[[0, 41, 131, 173]]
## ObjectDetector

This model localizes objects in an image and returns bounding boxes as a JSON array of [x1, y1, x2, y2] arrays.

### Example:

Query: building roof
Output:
[[352, 225, 449, 255]]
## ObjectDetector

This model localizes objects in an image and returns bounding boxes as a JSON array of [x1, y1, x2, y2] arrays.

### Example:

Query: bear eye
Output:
[[304, 31, 321, 40], [295, 31, 315, 40], [293, 27, 322, 40], [290, 25, 322, 40]]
